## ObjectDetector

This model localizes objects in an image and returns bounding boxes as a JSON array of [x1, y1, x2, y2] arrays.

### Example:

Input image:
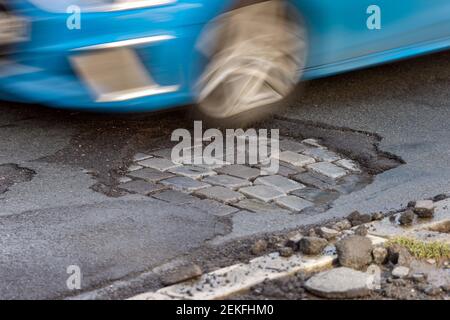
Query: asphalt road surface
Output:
[[0, 50, 449, 299]]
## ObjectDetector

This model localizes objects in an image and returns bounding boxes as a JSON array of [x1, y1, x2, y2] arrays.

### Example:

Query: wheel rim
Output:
[[197, 0, 307, 119]]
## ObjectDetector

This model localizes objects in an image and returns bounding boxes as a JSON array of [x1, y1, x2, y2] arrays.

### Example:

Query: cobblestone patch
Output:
[[117, 134, 374, 215]]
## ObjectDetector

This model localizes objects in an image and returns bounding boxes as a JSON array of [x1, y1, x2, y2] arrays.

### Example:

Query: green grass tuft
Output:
[[388, 237, 450, 261]]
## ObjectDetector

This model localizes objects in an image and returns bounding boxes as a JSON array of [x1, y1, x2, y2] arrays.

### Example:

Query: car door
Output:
[[293, 0, 450, 68]]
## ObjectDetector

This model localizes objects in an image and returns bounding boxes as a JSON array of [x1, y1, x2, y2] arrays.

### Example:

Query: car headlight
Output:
[[28, 0, 176, 13]]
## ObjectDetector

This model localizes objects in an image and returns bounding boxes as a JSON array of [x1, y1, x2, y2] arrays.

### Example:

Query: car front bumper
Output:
[[0, 0, 231, 112]]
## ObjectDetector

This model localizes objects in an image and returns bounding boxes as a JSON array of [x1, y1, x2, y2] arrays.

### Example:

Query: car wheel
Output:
[[195, 0, 307, 127]]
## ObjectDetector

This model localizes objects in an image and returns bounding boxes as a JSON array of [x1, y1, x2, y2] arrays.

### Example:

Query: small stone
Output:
[[239, 185, 285, 203], [254, 175, 305, 193], [433, 194, 448, 202], [318, 227, 340, 240], [159, 263, 202, 286], [414, 200, 435, 218], [216, 164, 261, 180], [274, 151, 316, 167], [161, 176, 210, 192], [119, 180, 166, 195], [195, 186, 245, 203], [335, 236, 373, 270], [139, 158, 181, 172], [251, 239, 268, 255], [411, 273, 427, 283], [304, 267, 374, 299], [354, 225, 368, 236], [388, 244, 413, 266], [407, 201, 416, 208], [371, 212, 384, 221], [347, 211, 372, 226], [399, 209, 415, 225], [426, 259, 436, 265], [307, 228, 318, 237], [421, 285, 441, 296], [332, 219, 352, 231], [392, 266, 410, 279], [279, 247, 294, 257], [441, 284, 450, 292], [372, 246, 388, 265], [274, 196, 313, 212], [298, 237, 328, 255], [285, 232, 303, 251], [202, 174, 251, 190], [307, 162, 348, 180]]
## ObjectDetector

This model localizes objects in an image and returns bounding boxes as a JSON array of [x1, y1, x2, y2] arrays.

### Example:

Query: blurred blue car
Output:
[[1, 0, 450, 119]]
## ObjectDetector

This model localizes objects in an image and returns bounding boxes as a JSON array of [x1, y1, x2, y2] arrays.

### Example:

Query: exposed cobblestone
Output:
[[191, 199, 239, 216], [169, 165, 216, 179], [161, 176, 210, 192], [234, 199, 290, 214], [302, 148, 341, 162], [254, 175, 305, 193], [279, 139, 309, 153], [138, 158, 181, 172], [203, 174, 251, 190], [132, 153, 153, 162], [274, 151, 316, 167], [274, 195, 313, 212], [152, 190, 199, 205], [195, 186, 245, 204], [215, 164, 261, 180], [119, 180, 166, 195], [239, 185, 285, 203], [127, 168, 175, 183], [335, 159, 361, 173], [307, 162, 348, 180]]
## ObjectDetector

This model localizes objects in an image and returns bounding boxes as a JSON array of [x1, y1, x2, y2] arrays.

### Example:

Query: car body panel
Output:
[[1, 0, 449, 112]]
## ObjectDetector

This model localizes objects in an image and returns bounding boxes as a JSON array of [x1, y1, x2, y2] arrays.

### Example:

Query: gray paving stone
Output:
[[304, 267, 374, 299], [119, 180, 167, 195], [169, 165, 216, 179], [195, 186, 245, 204], [127, 164, 143, 172], [127, 168, 175, 183], [291, 187, 340, 205], [191, 199, 239, 217], [149, 148, 173, 159], [203, 174, 251, 190], [302, 138, 326, 149], [216, 164, 261, 180], [234, 199, 290, 214], [239, 185, 285, 203], [118, 176, 132, 184], [152, 190, 199, 205], [279, 139, 309, 153], [138, 158, 181, 172], [274, 196, 313, 212], [335, 159, 362, 173], [274, 151, 316, 167], [307, 162, 348, 180], [276, 164, 304, 177], [133, 153, 153, 162], [254, 175, 305, 193], [291, 172, 334, 190], [161, 176, 210, 192], [302, 148, 341, 162]]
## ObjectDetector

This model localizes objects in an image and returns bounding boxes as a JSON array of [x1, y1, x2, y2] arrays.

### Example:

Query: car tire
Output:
[[194, 0, 307, 128]]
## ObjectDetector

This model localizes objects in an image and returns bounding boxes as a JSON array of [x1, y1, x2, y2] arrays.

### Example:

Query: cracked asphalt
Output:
[[1, 50, 449, 299]]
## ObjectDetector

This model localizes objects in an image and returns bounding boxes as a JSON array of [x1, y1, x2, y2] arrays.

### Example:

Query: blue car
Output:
[[1, 0, 450, 120]]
